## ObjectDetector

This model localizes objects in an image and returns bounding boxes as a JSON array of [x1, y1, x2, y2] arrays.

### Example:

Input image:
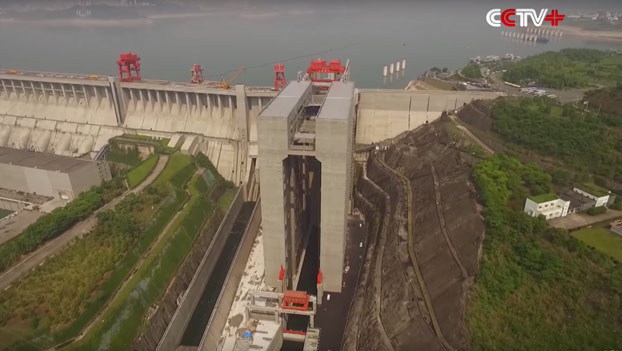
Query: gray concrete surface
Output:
[[549, 209, 622, 231], [0, 210, 43, 246], [355, 89, 504, 144], [0, 155, 168, 291]]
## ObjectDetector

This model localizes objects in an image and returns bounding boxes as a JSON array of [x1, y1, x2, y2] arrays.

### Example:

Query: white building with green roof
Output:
[[524, 194, 570, 220], [573, 183, 611, 208]]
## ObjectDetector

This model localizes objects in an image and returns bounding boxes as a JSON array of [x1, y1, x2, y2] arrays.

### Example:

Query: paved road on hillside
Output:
[[0, 155, 169, 291]]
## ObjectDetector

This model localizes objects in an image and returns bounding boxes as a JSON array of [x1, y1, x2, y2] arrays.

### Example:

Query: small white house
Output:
[[573, 185, 610, 208], [524, 194, 570, 220]]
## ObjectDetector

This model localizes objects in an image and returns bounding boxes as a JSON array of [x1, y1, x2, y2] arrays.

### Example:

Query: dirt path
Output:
[[449, 113, 495, 154], [0, 155, 169, 292]]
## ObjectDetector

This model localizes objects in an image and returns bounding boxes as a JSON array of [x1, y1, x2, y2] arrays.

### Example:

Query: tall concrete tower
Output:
[[258, 80, 354, 293]]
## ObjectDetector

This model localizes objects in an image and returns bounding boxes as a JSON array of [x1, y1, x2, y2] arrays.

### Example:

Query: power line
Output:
[[203, 41, 363, 79]]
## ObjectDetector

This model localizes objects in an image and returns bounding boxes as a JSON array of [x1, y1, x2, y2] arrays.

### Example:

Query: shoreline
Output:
[[0, 12, 214, 28], [559, 24, 622, 42]]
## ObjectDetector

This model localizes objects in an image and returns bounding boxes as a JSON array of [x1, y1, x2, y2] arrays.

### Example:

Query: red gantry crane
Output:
[[191, 64, 204, 84], [117, 53, 141, 82], [274, 63, 286, 90], [306, 59, 346, 83]]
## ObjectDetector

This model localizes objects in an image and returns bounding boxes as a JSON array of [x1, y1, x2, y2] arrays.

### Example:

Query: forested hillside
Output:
[[490, 97, 622, 182], [502, 49, 622, 89]]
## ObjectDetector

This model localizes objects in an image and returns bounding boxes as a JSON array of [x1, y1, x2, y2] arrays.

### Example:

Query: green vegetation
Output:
[[105, 143, 141, 166], [469, 154, 622, 350], [0, 190, 164, 350], [529, 193, 557, 203], [462, 64, 482, 79], [70, 156, 233, 351], [0, 179, 124, 273], [0, 209, 12, 220], [127, 155, 159, 189], [466, 144, 486, 158], [0, 153, 232, 351], [490, 97, 622, 182], [572, 227, 622, 261], [112, 135, 177, 155], [502, 49, 622, 88], [587, 206, 608, 216]]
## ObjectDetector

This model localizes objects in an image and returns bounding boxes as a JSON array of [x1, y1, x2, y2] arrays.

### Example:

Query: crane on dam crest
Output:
[[220, 66, 246, 89]]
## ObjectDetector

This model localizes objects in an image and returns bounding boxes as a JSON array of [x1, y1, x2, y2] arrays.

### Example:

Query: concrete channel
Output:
[[157, 183, 261, 351]]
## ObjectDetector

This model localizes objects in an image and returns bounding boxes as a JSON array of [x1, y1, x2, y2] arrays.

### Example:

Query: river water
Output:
[[0, 2, 621, 89]]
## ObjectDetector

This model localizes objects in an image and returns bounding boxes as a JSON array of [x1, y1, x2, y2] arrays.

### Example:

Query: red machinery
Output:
[[281, 290, 310, 312], [306, 59, 346, 83], [191, 64, 204, 84], [117, 53, 141, 82], [274, 63, 286, 90]]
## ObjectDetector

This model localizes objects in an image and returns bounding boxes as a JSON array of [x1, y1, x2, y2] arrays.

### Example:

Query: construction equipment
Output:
[[117, 52, 141, 82], [191, 64, 204, 84], [274, 63, 286, 90], [220, 66, 246, 89], [306, 59, 346, 83]]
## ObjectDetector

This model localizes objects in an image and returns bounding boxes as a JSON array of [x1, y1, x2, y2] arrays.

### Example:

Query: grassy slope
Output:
[[468, 154, 622, 350], [127, 155, 159, 189], [69, 156, 233, 351], [572, 227, 622, 261], [0, 156, 193, 351]]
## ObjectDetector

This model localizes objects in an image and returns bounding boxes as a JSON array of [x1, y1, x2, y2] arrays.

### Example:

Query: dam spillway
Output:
[[0, 68, 504, 183]]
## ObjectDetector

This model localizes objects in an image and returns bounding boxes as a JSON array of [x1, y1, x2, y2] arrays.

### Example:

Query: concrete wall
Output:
[[257, 114, 289, 288], [157, 187, 245, 351], [199, 199, 261, 350], [0, 75, 118, 126], [316, 117, 353, 293], [573, 187, 610, 208], [355, 90, 504, 144], [0, 197, 26, 212], [0, 163, 75, 199], [68, 161, 105, 195]]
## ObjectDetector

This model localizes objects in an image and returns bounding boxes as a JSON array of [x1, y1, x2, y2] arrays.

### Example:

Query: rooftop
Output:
[[576, 182, 610, 197], [0, 147, 96, 173], [317, 82, 355, 121], [260, 80, 312, 118], [559, 190, 595, 209], [529, 193, 558, 204]]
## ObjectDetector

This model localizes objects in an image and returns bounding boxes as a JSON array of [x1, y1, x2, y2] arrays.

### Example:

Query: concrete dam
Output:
[[0, 68, 503, 183]]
